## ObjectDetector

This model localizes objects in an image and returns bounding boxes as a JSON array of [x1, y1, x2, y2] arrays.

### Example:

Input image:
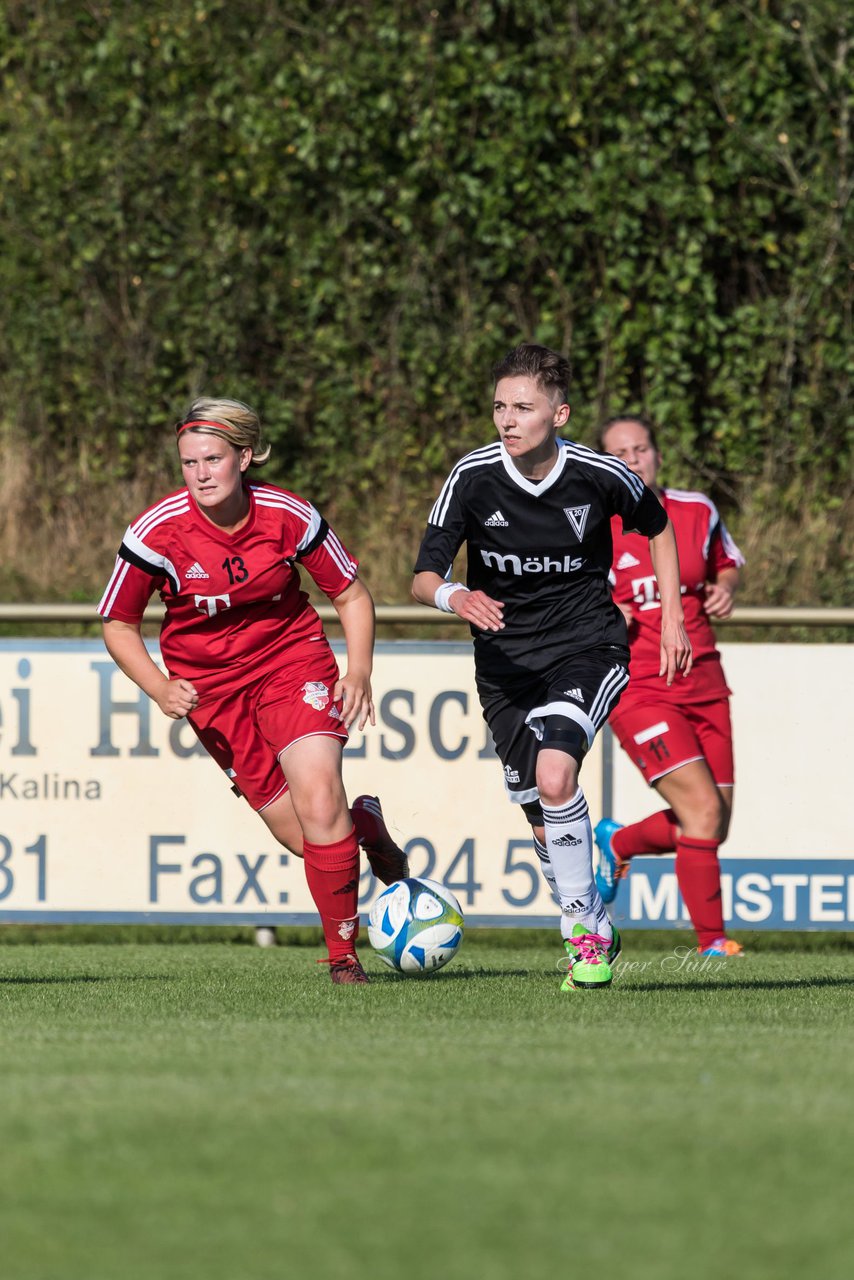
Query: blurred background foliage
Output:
[[0, 0, 850, 605]]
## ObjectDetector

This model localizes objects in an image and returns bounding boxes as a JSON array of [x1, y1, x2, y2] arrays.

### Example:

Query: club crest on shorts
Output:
[[302, 680, 330, 710]]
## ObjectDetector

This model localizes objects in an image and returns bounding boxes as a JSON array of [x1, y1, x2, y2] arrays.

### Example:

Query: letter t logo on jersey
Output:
[[563, 505, 591, 540], [194, 593, 232, 617]]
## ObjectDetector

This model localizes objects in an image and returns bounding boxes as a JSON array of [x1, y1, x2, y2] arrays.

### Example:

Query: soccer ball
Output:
[[367, 877, 465, 974]]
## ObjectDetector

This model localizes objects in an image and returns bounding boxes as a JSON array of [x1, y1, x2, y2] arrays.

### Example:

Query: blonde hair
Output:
[[176, 397, 272, 466]]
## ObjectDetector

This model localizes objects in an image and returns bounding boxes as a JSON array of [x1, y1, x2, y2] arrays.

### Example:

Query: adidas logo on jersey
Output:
[[562, 688, 584, 702], [484, 510, 509, 527], [553, 834, 582, 847], [185, 562, 209, 579], [616, 551, 641, 570]]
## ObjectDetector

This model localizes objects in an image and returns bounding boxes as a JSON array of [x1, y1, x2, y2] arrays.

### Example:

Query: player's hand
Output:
[[156, 678, 199, 719], [451, 589, 505, 632], [335, 673, 376, 732], [703, 582, 736, 619], [659, 618, 693, 686]]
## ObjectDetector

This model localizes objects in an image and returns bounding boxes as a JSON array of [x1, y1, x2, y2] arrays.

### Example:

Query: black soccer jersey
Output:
[[414, 438, 668, 679]]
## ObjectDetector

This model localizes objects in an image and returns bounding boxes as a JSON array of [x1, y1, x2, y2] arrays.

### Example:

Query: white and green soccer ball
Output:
[[367, 877, 465, 974]]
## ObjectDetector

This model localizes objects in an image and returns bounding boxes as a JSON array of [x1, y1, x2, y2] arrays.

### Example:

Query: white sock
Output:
[[533, 833, 559, 904], [541, 789, 612, 942]]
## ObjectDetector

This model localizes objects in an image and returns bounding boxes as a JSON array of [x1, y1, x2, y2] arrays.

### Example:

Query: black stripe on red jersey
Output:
[[294, 516, 330, 561], [118, 540, 179, 595]]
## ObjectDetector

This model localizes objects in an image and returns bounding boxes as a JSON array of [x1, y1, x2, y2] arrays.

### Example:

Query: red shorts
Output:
[[609, 697, 734, 787], [187, 645, 348, 811]]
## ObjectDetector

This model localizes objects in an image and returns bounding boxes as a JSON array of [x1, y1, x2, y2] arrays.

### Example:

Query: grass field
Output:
[[1, 935, 852, 1280]]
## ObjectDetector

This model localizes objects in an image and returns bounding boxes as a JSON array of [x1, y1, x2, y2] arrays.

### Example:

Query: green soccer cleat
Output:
[[560, 923, 621, 991]]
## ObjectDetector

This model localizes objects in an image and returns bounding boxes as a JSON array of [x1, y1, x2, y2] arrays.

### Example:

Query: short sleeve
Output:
[[621, 485, 668, 538], [708, 513, 745, 577], [413, 473, 467, 577], [98, 553, 162, 623], [298, 512, 359, 599]]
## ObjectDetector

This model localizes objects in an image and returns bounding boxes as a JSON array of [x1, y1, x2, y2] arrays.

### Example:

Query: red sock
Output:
[[302, 830, 361, 961], [612, 809, 679, 860], [675, 836, 724, 949]]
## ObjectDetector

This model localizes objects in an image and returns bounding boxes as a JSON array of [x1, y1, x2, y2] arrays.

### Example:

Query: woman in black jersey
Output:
[[413, 344, 691, 991]]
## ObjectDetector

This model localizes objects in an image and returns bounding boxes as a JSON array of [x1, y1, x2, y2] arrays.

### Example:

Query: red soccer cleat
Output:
[[328, 954, 370, 985], [352, 794, 410, 886]]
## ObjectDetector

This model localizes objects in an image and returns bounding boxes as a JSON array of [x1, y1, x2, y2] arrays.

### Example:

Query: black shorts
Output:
[[477, 645, 629, 812]]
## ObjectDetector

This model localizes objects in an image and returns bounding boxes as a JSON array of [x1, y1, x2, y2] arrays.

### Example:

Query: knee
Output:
[[292, 777, 348, 833], [535, 716, 587, 806], [682, 791, 728, 841], [536, 755, 579, 807]]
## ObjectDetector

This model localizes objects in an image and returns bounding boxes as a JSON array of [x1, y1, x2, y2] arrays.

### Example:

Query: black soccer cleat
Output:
[[352, 794, 410, 886]]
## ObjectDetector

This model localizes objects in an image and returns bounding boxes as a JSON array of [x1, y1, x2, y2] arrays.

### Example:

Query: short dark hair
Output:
[[596, 414, 659, 453], [492, 343, 572, 404]]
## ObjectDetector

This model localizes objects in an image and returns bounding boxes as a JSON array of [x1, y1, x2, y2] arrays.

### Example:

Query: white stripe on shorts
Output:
[[633, 721, 670, 745]]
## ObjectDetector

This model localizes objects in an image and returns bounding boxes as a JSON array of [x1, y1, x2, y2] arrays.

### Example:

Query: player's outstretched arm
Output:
[[102, 618, 199, 718], [412, 570, 505, 632], [330, 576, 376, 731], [647, 522, 692, 685]]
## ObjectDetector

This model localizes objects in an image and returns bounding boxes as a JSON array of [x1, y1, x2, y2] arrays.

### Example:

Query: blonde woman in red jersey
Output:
[[98, 398, 407, 984], [594, 416, 745, 958]]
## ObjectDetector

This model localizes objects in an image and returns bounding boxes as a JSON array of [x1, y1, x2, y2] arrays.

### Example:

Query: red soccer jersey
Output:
[[98, 482, 358, 696], [609, 488, 744, 705]]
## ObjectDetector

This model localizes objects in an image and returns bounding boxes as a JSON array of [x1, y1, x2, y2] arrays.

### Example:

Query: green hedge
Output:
[[1, 1, 850, 590]]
